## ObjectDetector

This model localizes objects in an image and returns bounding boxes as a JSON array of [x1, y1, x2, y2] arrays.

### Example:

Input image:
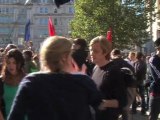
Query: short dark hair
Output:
[[73, 38, 87, 50], [136, 52, 144, 60], [154, 38, 160, 49], [111, 48, 121, 56], [71, 49, 87, 69]]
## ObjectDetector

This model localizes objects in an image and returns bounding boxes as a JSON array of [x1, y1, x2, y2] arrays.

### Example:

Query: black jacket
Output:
[[7, 72, 102, 120], [134, 60, 147, 85]]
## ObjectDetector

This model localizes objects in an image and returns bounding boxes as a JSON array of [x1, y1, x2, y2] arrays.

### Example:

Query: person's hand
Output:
[[98, 100, 107, 110]]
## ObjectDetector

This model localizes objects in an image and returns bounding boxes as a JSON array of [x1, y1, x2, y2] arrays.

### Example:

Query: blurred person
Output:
[[0, 49, 25, 119], [148, 38, 160, 120], [125, 51, 136, 66], [72, 38, 88, 51], [89, 36, 127, 120], [33, 54, 40, 71], [0, 111, 4, 120], [132, 52, 147, 115], [110, 48, 135, 72], [4, 44, 17, 55], [27, 41, 35, 53], [7, 36, 115, 120], [110, 48, 136, 120], [23, 50, 38, 73], [145, 55, 152, 111], [72, 38, 94, 76], [71, 49, 87, 74]]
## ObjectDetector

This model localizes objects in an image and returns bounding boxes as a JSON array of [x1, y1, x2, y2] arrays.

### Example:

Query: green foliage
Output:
[[70, 0, 155, 49]]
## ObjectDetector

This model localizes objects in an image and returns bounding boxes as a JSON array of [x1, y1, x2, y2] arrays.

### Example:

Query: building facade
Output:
[[0, 0, 74, 51], [152, 0, 160, 41]]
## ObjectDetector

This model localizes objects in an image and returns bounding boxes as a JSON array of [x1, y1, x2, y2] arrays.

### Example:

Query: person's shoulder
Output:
[[22, 72, 48, 82], [70, 74, 91, 80], [107, 61, 120, 70], [70, 74, 94, 84], [149, 55, 160, 63]]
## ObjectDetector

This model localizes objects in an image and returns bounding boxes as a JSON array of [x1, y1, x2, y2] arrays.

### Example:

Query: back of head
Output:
[[73, 38, 88, 50], [71, 49, 87, 70], [136, 52, 144, 60], [5, 44, 17, 54], [110, 48, 121, 59], [154, 37, 160, 50], [40, 36, 72, 72], [23, 50, 33, 61]]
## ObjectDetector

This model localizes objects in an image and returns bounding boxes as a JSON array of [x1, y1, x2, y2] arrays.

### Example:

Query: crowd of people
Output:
[[0, 35, 159, 120]]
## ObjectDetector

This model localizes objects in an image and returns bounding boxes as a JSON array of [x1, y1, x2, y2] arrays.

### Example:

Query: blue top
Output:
[[7, 72, 102, 120]]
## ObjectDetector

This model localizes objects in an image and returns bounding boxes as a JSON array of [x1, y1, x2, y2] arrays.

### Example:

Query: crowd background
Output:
[[0, 35, 159, 120]]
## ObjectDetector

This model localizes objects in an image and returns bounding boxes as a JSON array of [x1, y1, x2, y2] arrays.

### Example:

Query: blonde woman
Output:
[[7, 36, 111, 120]]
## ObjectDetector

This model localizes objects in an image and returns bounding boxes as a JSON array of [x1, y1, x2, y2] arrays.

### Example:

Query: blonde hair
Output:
[[40, 36, 72, 72], [89, 35, 112, 59]]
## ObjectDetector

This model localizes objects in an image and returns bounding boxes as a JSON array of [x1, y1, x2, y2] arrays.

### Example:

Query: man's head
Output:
[[110, 48, 121, 60], [128, 51, 136, 61], [154, 38, 160, 50], [135, 52, 145, 61], [89, 35, 112, 66], [72, 38, 88, 51]]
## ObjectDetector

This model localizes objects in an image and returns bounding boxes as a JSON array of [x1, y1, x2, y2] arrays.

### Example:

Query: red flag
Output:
[[106, 28, 112, 42], [48, 17, 55, 36]]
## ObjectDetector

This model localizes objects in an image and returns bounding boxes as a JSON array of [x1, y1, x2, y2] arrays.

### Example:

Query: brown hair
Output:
[[1, 49, 25, 85], [40, 36, 72, 72]]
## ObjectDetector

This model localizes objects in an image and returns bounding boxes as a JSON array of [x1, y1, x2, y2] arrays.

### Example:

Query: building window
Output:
[[54, 18, 58, 25], [40, 8, 43, 13], [0, 7, 15, 14], [0, 27, 10, 34], [40, 0, 48, 4], [37, 29, 48, 37], [45, 8, 48, 13], [69, 7, 74, 14], [18, 27, 24, 35], [54, 8, 57, 13], [39, 18, 48, 25], [39, 7, 48, 14]]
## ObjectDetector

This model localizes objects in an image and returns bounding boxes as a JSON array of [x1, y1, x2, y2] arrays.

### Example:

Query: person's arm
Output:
[[98, 99, 118, 110], [149, 56, 160, 82], [0, 110, 4, 120]]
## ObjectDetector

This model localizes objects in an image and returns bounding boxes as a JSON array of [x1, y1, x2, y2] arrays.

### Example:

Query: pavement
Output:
[[119, 107, 160, 120]]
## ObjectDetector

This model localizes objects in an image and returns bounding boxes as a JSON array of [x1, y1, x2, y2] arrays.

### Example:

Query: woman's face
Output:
[[6, 57, 17, 75]]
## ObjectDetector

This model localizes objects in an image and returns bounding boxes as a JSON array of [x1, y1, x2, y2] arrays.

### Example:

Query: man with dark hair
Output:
[[149, 38, 160, 120], [132, 52, 147, 114], [71, 49, 87, 74], [110, 48, 136, 120], [73, 38, 88, 51], [72, 38, 94, 76]]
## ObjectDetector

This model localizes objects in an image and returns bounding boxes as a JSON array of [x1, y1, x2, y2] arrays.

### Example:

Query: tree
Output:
[[70, 0, 155, 49]]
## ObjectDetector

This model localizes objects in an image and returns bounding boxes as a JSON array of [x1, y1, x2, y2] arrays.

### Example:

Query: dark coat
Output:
[[7, 73, 102, 120]]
